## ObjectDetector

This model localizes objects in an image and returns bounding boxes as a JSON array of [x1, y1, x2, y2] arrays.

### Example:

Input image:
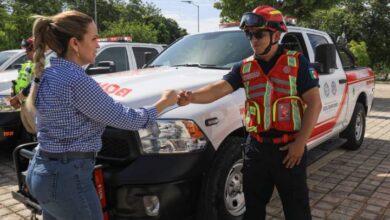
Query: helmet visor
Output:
[[239, 12, 266, 29]]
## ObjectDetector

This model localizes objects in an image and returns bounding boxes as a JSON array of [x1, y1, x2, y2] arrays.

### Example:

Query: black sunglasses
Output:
[[244, 29, 269, 40]]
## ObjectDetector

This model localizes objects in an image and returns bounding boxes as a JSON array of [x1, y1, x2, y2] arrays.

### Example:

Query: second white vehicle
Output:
[[0, 38, 165, 143]]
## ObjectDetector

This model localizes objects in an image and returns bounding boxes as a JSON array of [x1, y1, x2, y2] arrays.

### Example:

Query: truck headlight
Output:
[[139, 120, 207, 154], [0, 95, 17, 112]]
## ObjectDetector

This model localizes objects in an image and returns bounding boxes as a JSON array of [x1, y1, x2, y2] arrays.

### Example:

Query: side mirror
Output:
[[12, 64, 22, 70], [314, 44, 337, 74], [86, 61, 116, 75]]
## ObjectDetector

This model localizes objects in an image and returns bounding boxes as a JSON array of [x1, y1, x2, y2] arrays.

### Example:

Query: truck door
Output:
[[306, 33, 347, 142]]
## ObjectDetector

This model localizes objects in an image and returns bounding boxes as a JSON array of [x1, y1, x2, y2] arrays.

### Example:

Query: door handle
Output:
[[339, 79, 347, 84]]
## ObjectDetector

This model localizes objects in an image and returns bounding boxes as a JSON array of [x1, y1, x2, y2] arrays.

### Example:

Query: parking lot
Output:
[[0, 83, 390, 220]]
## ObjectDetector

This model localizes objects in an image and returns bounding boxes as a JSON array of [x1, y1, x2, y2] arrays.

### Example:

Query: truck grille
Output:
[[98, 127, 141, 164]]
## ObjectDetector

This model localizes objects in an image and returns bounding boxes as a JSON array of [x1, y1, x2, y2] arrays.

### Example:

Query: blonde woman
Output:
[[25, 11, 177, 220]]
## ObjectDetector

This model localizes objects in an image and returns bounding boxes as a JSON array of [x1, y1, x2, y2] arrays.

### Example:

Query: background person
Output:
[[9, 37, 36, 138], [25, 10, 177, 220], [177, 5, 321, 220]]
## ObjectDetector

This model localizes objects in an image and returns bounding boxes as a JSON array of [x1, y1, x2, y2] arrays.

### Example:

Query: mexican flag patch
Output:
[[309, 68, 318, 80]]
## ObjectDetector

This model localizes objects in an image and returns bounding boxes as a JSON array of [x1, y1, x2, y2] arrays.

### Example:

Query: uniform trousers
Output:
[[242, 137, 311, 220]]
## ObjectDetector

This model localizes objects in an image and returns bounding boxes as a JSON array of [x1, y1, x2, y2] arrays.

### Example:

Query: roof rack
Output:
[[98, 36, 133, 43]]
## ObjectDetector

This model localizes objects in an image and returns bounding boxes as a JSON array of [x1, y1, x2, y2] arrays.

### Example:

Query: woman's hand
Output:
[[9, 96, 21, 109], [161, 90, 178, 106], [155, 90, 178, 114]]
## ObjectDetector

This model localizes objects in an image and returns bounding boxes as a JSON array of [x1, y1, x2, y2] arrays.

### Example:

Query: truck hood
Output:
[[92, 66, 227, 109]]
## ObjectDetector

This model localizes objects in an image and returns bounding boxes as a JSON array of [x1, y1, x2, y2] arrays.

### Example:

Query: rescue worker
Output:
[[11, 37, 34, 108], [177, 5, 321, 220], [9, 37, 37, 137]]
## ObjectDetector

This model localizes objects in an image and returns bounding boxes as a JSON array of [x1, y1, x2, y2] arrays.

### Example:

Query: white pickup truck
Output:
[[0, 40, 164, 144], [13, 26, 374, 220]]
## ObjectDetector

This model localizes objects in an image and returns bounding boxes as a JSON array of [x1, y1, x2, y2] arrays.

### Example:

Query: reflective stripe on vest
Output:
[[247, 83, 267, 99], [291, 99, 301, 130], [244, 81, 250, 98], [274, 87, 290, 94], [270, 77, 289, 86], [263, 81, 272, 130], [249, 83, 266, 91], [289, 76, 297, 96], [249, 91, 265, 99], [286, 50, 297, 55], [287, 56, 297, 67]]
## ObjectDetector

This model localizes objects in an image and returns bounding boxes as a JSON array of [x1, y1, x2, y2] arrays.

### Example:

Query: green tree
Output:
[[0, 0, 63, 50], [213, 0, 341, 22], [145, 15, 187, 44], [361, 0, 390, 66], [101, 19, 159, 43], [348, 40, 370, 67], [0, 0, 187, 49], [0, 6, 13, 51]]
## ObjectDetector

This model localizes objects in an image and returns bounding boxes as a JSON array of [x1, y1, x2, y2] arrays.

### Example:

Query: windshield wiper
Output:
[[144, 64, 164, 68], [172, 63, 228, 69]]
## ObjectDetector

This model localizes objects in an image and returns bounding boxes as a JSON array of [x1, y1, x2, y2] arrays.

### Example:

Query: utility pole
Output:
[[181, 1, 200, 32], [94, 0, 98, 28]]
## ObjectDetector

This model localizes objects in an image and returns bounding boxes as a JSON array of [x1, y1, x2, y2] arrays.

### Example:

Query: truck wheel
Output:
[[198, 137, 245, 220], [341, 103, 366, 150]]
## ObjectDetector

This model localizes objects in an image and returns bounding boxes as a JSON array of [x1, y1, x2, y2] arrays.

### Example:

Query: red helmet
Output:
[[240, 5, 287, 32], [21, 37, 34, 50]]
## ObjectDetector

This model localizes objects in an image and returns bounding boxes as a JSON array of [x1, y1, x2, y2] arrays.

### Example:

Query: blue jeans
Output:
[[26, 151, 103, 220]]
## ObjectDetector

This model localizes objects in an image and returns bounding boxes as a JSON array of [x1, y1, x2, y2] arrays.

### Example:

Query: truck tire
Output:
[[198, 136, 245, 220], [341, 103, 366, 150]]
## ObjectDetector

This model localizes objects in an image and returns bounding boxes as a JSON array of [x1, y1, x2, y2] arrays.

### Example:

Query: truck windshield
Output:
[[0, 51, 18, 66], [148, 31, 253, 69]]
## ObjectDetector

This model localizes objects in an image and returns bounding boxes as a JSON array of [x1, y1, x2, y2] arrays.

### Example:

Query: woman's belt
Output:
[[38, 149, 97, 160]]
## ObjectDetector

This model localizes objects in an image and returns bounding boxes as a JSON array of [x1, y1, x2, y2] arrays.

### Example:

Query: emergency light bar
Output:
[[284, 16, 297, 26], [98, 36, 133, 42]]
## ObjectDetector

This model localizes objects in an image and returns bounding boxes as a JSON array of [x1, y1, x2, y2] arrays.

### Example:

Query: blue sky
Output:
[[144, 0, 222, 34]]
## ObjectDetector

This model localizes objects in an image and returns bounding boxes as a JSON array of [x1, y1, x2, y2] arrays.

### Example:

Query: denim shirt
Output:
[[36, 57, 157, 153]]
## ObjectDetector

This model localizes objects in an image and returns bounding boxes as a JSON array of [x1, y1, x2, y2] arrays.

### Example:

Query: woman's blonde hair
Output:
[[25, 11, 93, 130]]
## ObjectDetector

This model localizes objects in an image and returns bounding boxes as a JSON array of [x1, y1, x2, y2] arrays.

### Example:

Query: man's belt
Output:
[[253, 133, 295, 144]]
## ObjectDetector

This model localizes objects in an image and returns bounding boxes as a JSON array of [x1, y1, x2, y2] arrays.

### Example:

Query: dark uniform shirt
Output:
[[223, 45, 319, 138]]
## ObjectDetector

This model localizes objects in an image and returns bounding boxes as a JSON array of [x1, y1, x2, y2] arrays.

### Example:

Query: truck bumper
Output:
[[113, 178, 200, 220], [105, 145, 215, 220]]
